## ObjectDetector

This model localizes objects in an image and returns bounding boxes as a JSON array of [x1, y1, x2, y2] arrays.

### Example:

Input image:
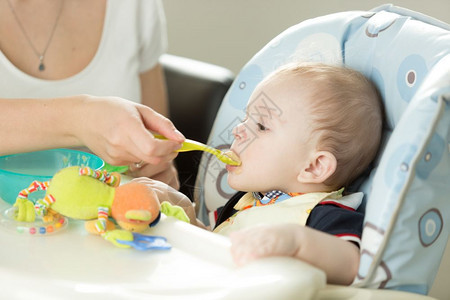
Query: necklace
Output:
[[6, 0, 65, 72]]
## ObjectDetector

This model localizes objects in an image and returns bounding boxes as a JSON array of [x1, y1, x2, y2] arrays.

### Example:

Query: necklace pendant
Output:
[[38, 56, 45, 71]]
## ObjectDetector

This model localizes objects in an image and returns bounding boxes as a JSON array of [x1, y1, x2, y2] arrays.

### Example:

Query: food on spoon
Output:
[[222, 151, 241, 166]]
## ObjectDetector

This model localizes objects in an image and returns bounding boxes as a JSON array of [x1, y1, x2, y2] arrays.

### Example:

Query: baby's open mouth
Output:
[[222, 150, 241, 166], [224, 150, 242, 174]]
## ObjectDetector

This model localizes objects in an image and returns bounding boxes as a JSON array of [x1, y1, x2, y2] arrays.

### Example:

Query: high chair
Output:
[[193, 4, 450, 299], [0, 4, 448, 300]]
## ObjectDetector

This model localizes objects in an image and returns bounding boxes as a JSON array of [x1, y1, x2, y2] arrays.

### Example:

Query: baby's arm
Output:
[[229, 224, 360, 285]]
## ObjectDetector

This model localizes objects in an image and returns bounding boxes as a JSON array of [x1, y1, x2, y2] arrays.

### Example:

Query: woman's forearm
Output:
[[0, 95, 184, 166], [0, 96, 83, 155]]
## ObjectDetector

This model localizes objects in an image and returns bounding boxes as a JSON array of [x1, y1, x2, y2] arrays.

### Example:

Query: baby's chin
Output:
[[227, 173, 242, 191], [227, 175, 258, 193]]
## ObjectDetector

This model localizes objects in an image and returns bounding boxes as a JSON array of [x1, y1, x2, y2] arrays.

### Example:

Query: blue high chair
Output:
[[0, 4, 448, 300], [195, 4, 450, 298]]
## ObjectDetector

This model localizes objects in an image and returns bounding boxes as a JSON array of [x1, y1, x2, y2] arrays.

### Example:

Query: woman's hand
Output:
[[73, 95, 184, 166]]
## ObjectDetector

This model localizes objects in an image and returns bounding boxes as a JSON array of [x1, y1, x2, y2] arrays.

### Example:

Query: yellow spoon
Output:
[[103, 135, 241, 173], [154, 135, 241, 166]]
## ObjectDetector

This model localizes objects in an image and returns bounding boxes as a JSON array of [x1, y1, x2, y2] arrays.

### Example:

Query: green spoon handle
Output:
[[177, 139, 222, 156], [154, 134, 240, 165], [154, 134, 219, 154]]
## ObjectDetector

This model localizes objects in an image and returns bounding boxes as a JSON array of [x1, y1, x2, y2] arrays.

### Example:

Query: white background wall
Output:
[[164, 0, 450, 73]]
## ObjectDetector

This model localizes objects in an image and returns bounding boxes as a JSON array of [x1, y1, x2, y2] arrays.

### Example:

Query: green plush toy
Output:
[[14, 166, 189, 248]]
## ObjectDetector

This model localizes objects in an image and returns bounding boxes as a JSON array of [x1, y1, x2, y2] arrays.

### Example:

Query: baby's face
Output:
[[226, 76, 317, 193]]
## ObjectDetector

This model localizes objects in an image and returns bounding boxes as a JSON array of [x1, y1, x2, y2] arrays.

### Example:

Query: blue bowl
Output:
[[0, 149, 104, 205]]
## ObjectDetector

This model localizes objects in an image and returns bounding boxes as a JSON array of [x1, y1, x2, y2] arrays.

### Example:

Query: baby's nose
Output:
[[232, 122, 247, 141]]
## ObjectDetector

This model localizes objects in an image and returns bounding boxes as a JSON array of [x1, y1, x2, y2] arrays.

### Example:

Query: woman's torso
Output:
[[0, 0, 106, 80], [0, 0, 165, 102]]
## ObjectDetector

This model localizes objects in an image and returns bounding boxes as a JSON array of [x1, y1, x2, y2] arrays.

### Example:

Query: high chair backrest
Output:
[[195, 4, 450, 294]]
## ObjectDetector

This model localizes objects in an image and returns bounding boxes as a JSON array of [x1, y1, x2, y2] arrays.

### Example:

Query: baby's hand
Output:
[[127, 161, 180, 190], [229, 224, 302, 266], [130, 177, 199, 226], [130, 177, 188, 205]]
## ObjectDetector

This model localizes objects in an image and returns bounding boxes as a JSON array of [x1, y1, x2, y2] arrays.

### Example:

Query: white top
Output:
[[0, 0, 167, 103]]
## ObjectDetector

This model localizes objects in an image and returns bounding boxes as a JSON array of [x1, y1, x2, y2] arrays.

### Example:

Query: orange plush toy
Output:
[[13, 166, 189, 249]]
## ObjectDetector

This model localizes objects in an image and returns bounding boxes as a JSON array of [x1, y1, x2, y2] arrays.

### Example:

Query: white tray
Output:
[[0, 199, 325, 300]]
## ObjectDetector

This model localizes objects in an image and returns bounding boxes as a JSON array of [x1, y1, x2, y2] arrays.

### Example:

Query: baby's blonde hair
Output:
[[275, 62, 383, 189]]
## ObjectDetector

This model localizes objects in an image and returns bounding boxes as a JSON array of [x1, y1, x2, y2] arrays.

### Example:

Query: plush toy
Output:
[[13, 166, 189, 249]]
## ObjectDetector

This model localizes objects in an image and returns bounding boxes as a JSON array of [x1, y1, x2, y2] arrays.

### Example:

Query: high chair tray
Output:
[[0, 199, 325, 300]]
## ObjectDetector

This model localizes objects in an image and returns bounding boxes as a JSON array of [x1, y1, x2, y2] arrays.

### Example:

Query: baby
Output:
[[217, 62, 383, 285], [144, 62, 383, 285]]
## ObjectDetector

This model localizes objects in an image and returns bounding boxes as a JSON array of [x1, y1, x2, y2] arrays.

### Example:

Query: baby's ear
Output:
[[297, 151, 337, 184]]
